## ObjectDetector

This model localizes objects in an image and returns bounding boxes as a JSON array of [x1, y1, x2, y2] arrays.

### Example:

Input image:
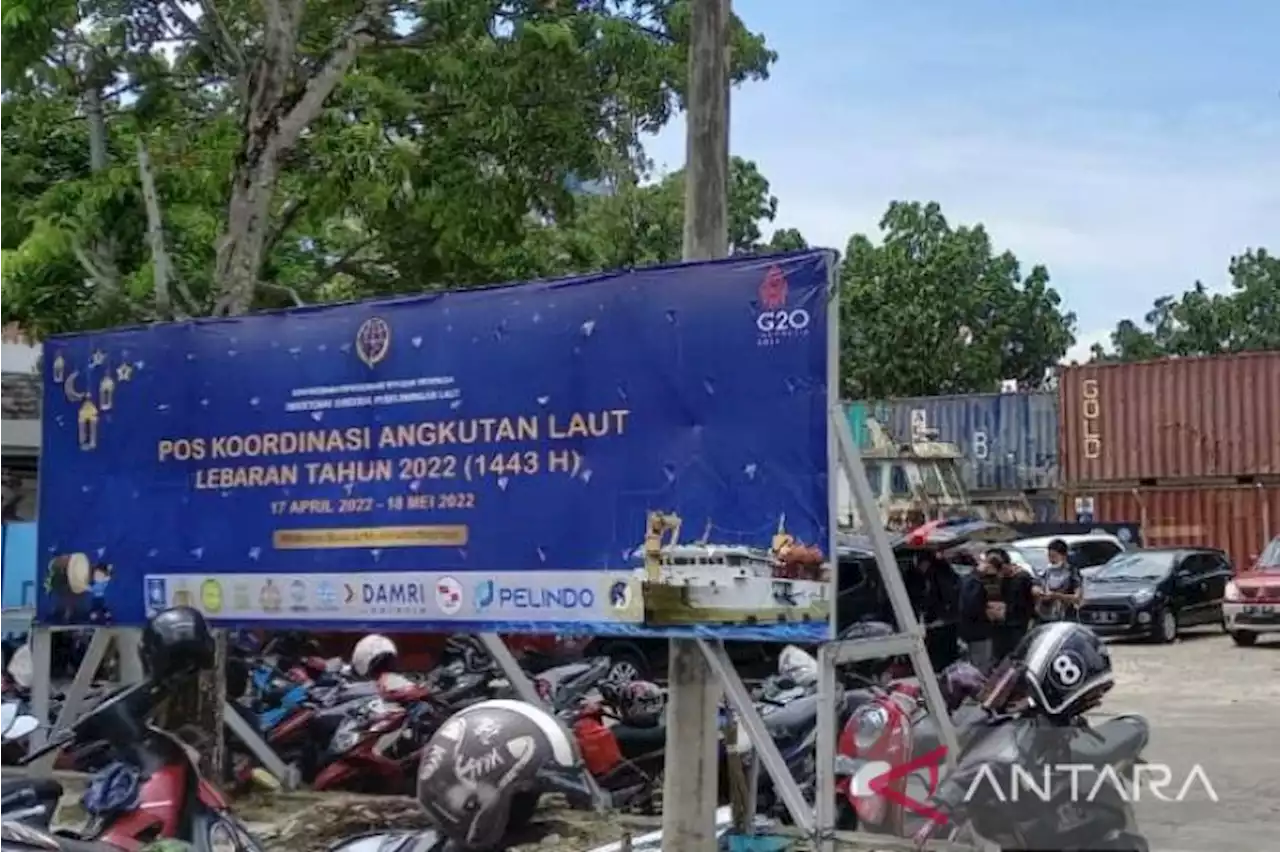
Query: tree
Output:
[[1, 0, 777, 334], [0, 0, 778, 771], [1090, 248, 1280, 361], [528, 156, 801, 273], [839, 201, 1076, 399]]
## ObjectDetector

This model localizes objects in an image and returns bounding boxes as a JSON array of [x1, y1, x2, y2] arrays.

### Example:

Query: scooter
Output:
[[1, 704, 54, 828], [833, 658, 987, 834], [4, 680, 263, 852]]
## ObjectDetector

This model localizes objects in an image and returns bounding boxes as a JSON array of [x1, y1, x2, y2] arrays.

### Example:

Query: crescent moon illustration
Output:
[[63, 370, 85, 402]]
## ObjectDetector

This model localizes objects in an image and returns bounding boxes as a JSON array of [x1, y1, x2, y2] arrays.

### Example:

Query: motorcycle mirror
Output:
[[3, 715, 40, 742], [1, 702, 15, 733]]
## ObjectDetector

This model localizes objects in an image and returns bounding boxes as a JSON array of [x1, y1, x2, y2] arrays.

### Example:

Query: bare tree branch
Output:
[[264, 196, 308, 255], [136, 138, 185, 319], [273, 0, 391, 154], [305, 236, 381, 292], [260, 282, 307, 307]]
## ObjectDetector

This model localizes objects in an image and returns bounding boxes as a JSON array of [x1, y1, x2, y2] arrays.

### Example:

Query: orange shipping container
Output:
[[1063, 484, 1279, 571], [1058, 352, 1280, 485]]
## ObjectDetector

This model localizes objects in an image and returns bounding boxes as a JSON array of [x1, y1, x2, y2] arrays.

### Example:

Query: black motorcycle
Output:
[[912, 666, 1151, 852]]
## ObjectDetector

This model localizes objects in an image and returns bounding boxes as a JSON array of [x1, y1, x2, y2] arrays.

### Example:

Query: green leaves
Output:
[[1091, 248, 1280, 362], [839, 201, 1077, 399]]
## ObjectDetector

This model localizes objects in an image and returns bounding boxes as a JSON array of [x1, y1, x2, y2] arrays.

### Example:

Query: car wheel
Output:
[[599, 641, 651, 684], [1153, 608, 1178, 643], [1231, 631, 1258, 647]]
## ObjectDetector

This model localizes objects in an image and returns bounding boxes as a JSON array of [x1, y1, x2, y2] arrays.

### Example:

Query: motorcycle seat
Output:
[[760, 695, 818, 743], [1, 777, 64, 806], [909, 701, 987, 757], [610, 722, 667, 754], [1067, 716, 1149, 767]]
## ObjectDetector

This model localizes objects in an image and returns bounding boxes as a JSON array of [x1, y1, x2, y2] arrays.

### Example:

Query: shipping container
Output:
[[845, 392, 1060, 491], [1062, 484, 1280, 572], [1058, 352, 1280, 486]]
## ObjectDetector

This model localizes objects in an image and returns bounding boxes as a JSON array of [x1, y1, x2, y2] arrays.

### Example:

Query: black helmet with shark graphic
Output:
[[416, 699, 591, 850]]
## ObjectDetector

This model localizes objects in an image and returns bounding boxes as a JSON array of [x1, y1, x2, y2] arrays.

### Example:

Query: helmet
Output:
[[939, 660, 986, 712], [417, 699, 584, 850], [351, 634, 397, 678], [1017, 622, 1113, 718], [619, 681, 665, 727], [141, 607, 214, 679]]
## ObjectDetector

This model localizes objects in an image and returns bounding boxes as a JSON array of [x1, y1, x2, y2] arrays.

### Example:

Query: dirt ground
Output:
[[1095, 628, 1280, 852], [43, 629, 1276, 852]]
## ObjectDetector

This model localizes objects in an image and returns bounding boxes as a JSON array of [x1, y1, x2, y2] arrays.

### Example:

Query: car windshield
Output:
[[1011, 546, 1049, 574], [1259, 537, 1280, 570], [1091, 551, 1174, 582]]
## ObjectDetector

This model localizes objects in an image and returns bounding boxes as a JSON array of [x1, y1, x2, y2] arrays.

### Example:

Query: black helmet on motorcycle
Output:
[[141, 606, 215, 679], [1016, 622, 1113, 719], [417, 698, 587, 850]]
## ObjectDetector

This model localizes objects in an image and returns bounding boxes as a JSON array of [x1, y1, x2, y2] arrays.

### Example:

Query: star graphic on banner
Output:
[[116, 363, 133, 382], [90, 350, 106, 367]]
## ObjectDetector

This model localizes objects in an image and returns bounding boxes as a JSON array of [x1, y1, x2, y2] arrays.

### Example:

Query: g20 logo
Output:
[[756, 308, 811, 334]]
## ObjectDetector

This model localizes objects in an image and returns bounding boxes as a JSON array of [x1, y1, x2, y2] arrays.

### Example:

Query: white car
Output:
[[1008, 533, 1128, 581]]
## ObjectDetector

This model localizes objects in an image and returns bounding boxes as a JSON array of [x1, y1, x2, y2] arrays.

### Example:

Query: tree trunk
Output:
[[210, 0, 388, 316]]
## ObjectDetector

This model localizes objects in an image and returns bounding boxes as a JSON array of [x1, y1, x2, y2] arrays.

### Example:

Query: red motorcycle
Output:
[[834, 661, 987, 835], [9, 680, 262, 852]]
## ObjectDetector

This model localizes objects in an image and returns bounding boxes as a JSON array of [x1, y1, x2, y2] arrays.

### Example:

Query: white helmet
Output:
[[351, 634, 398, 678]]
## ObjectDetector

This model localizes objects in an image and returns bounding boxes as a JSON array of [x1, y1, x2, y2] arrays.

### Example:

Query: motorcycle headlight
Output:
[[852, 705, 889, 750], [1131, 588, 1154, 605]]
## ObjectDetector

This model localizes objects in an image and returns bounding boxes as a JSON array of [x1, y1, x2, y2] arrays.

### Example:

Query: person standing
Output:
[[957, 553, 997, 672], [987, 547, 1036, 663], [1036, 538, 1083, 624]]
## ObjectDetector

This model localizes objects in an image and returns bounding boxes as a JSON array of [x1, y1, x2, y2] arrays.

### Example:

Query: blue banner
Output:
[[37, 251, 836, 641]]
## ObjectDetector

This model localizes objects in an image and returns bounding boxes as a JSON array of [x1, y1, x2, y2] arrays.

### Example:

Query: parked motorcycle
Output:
[[4, 679, 263, 852], [833, 658, 988, 834], [909, 662, 1151, 851]]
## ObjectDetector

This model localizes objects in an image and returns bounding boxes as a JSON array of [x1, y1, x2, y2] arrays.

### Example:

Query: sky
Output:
[[642, 1, 1280, 361]]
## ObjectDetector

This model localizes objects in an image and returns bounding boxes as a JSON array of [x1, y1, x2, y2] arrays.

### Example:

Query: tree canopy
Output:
[[838, 201, 1077, 399], [1088, 249, 1280, 362], [0, 0, 778, 333]]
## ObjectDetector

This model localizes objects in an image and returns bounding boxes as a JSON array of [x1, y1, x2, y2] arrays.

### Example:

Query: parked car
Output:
[[1079, 548, 1233, 642], [1008, 533, 1127, 581], [1222, 535, 1280, 646]]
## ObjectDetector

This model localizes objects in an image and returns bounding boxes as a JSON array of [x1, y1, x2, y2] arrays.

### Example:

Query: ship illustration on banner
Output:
[[634, 511, 831, 627]]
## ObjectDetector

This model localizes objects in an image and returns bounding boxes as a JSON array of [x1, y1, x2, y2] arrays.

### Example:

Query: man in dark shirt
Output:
[[957, 554, 997, 672], [987, 547, 1036, 661]]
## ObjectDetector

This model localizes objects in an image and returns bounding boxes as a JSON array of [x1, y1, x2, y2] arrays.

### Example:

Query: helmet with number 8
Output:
[[1015, 622, 1113, 719]]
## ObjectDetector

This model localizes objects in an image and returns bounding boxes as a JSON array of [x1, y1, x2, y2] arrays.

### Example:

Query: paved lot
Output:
[[1099, 629, 1279, 852]]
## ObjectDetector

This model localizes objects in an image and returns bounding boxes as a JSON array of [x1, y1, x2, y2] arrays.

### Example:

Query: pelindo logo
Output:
[[478, 584, 595, 611]]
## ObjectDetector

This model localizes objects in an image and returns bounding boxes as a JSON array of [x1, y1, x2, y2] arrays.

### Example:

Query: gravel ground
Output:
[[42, 629, 1276, 852], [1097, 629, 1280, 852]]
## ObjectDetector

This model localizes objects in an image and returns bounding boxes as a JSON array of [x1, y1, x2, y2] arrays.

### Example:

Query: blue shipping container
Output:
[[2, 522, 38, 610], [846, 392, 1060, 492]]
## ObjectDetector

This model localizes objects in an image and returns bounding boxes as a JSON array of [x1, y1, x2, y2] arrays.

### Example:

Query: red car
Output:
[[1222, 536, 1280, 646]]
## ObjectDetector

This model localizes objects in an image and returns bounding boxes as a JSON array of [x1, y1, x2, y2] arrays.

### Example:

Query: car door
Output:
[[1202, 551, 1233, 619], [1172, 553, 1212, 625]]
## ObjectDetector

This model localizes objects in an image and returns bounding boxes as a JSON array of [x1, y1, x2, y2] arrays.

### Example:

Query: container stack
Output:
[[1058, 351, 1280, 570], [845, 391, 1062, 522]]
